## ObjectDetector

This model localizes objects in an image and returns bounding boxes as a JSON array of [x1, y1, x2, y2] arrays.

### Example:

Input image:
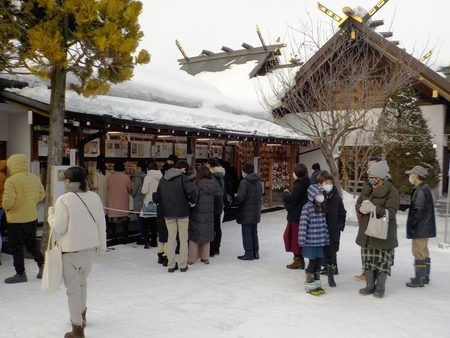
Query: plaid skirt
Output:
[[361, 248, 395, 276]]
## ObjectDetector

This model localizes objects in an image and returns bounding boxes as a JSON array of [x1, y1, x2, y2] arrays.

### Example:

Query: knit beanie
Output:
[[367, 160, 389, 179], [241, 161, 255, 174]]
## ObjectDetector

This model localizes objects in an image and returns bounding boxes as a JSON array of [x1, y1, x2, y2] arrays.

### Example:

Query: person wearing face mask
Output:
[[317, 171, 346, 287], [48, 166, 107, 338], [355, 156, 391, 281], [299, 184, 330, 295], [355, 160, 399, 298], [404, 166, 436, 288], [282, 163, 311, 269]]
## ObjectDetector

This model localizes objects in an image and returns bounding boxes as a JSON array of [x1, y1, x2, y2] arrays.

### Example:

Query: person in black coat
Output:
[[187, 166, 215, 265], [153, 160, 198, 273], [282, 163, 311, 269], [317, 171, 346, 287], [405, 165, 436, 287], [310, 163, 321, 184], [235, 161, 262, 261], [206, 157, 226, 257]]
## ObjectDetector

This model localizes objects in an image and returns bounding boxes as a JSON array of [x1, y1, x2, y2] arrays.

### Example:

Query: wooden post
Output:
[[187, 136, 196, 167], [268, 157, 273, 207]]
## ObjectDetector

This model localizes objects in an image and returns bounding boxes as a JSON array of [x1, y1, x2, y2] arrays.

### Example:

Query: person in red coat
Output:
[[282, 163, 311, 269]]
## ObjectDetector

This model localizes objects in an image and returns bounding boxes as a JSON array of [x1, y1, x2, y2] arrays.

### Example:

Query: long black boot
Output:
[[425, 257, 430, 284], [149, 218, 158, 247], [373, 272, 387, 298], [406, 260, 426, 287], [327, 264, 336, 287], [122, 218, 130, 244], [359, 270, 375, 295]]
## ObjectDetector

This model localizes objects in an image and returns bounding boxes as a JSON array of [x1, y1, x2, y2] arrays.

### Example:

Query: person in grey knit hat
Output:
[[366, 160, 389, 180], [355, 159, 399, 298]]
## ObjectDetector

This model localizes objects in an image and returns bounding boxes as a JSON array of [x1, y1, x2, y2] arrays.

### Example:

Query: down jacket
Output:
[[132, 171, 146, 212], [298, 184, 330, 247], [235, 173, 262, 225], [153, 168, 198, 219], [406, 182, 436, 239], [355, 180, 399, 249], [188, 178, 215, 243], [282, 175, 311, 222], [0, 160, 6, 208], [211, 166, 226, 215], [324, 186, 347, 243], [3, 154, 45, 223]]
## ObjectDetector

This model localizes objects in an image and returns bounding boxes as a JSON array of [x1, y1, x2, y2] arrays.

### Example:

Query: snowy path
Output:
[[1, 209, 449, 338]]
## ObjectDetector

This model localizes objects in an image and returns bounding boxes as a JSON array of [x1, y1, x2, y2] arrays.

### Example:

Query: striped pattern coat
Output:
[[299, 184, 330, 247]]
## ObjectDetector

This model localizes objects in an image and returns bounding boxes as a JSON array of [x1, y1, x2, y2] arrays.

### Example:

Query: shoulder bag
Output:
[[42, 228, 63, 294], [365, 209, 389, 240]]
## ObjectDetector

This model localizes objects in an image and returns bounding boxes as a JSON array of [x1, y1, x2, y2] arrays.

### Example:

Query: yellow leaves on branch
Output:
[[27, 22, 67, 66]]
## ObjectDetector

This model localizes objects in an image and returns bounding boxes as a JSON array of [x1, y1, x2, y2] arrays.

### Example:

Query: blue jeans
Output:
[[241, 223, 259, 257]]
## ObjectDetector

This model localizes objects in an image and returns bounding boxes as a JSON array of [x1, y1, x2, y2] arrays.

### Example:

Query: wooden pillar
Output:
[[187, 136, 196, 167], [268, 157, 273, 207]]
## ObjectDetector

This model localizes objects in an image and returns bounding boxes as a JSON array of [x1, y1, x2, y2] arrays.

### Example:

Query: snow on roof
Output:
[[1, 64, 307, 140]]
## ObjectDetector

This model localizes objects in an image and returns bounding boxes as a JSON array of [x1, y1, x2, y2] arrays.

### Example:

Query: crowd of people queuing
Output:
[[0, 151, 438, 336]]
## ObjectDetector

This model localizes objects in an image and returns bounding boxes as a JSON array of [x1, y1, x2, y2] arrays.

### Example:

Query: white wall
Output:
[[7, 110, 31, 159], [298, 146, 330, 176], [421, 104, 446, 196]]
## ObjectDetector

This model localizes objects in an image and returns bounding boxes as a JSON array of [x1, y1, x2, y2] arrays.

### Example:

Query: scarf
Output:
[[64, 181, 85, 193]]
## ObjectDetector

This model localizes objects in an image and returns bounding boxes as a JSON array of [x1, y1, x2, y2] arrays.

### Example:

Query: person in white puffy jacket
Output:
[[48, 166, 106, 338]]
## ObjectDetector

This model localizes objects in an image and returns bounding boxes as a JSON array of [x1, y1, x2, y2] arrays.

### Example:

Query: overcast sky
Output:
[[139, 0, 449, 73]]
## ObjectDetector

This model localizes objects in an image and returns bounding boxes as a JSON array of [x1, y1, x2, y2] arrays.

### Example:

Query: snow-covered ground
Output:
[[1, 194, 450, 338]]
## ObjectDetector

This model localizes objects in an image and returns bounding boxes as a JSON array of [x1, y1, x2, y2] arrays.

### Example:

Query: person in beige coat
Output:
[[48, 166, 106, 338], [107, 162, 132, 243], [90, 155, 110, 216], [3, 154, 45, 284]]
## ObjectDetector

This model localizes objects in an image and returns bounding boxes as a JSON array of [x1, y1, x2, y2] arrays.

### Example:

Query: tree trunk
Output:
[[41, 67, 66, 252]]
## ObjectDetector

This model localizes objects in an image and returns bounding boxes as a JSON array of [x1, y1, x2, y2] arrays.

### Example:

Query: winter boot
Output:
[[406, 260, 426, 288], [327, 264, 337, 287], [64, 323, 85, 338], [304, 272, 320, 295], [81, 308, 87, 327], [355, 271, 366, 281], [286, 256, 303, 269], [359, 270, 376, 295], [157, 252, 164, 264], [36, 265, 44, 279], [314, 271, 325, 294], [425, 257, 431, 284], [162, 255, 168, 267], [253, 250, 259, 260], [373, 272, 387, 298], [4, 272, 28, 284]]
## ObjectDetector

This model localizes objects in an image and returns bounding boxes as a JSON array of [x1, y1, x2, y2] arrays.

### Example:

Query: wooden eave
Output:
[[277, 16, 450, 115]]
